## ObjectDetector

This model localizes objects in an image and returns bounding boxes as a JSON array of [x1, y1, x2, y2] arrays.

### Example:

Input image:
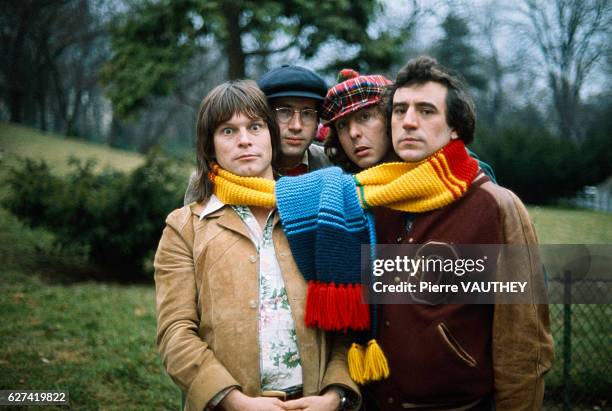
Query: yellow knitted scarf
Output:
[[354, 139, 477, 211], [209, 164, 276, 207], [209, 140, 478, 212]]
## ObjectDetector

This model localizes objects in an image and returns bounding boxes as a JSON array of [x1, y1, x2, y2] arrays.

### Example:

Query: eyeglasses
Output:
[[274, 107, 318, 124]]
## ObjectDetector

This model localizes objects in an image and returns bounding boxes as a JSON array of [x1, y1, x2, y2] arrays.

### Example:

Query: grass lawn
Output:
[[528, 206, 612, 406], [0, 122, 144, 174], [0, 271, 179, 410], [528, 205, 612, 244], [0, 210, 179, 410]]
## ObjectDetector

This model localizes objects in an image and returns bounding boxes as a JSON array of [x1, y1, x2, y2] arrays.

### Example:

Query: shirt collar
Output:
[[301, 149, 310, 168], [199, 194, 225, 220]]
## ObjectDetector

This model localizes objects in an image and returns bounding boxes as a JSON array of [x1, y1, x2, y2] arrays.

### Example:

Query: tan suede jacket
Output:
[[154, 203, 360, 411]]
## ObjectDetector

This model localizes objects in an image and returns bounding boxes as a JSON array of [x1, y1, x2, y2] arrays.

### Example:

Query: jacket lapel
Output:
[[213, 206, 251, 240]]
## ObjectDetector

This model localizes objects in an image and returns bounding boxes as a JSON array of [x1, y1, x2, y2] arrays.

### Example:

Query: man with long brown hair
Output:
[[155, 80, 358, 411]]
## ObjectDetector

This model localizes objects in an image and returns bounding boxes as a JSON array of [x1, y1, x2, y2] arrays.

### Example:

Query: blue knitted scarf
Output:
[[276, 167, 376, 331]]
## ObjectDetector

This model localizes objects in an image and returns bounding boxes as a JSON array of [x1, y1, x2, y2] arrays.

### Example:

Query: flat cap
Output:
[[257, 65, 327, 101]]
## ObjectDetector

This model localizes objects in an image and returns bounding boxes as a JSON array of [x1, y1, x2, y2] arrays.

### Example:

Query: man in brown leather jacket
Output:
[[366, 56, 554, 411]]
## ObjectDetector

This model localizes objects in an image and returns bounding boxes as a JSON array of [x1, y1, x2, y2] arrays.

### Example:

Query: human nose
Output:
[[288, 111, 303, 132], [237, 127, 253, 146], [348, 120, 361, 139], [402, 107, 418, 129]]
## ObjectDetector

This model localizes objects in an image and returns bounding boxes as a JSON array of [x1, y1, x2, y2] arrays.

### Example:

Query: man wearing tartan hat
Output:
[[320, 69, 392, 124]]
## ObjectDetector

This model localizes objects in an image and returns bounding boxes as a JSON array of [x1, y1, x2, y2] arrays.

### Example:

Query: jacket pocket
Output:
[[437, 322, 477, 368]]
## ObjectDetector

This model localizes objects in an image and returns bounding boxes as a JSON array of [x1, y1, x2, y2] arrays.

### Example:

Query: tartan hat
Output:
[[321, 69, 392, 124], [257, 65, 327, 101]]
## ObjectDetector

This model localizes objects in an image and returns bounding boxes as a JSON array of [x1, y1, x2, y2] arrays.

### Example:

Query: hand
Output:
[[283, 391, 341, 411], [220, 389, 287, 411]]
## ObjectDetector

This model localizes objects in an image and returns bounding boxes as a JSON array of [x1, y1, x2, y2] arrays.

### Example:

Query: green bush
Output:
[[472, 127, 612, 204], [3, 150, 187, 280]]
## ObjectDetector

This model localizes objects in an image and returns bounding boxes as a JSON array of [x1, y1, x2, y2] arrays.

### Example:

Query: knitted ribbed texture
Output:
[[209, 140, 476, 213], [209, 164, 275, 207], [354, 140, 478, 211], [274, 169, 329, 281], [314, 167, 370, 284], [276, 167, 373, 332]]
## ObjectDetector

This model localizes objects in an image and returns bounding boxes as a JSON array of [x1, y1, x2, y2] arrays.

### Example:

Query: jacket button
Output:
[[408, 237, 414, 243], [394, 276, 400, 283], [396, 236, 402, 243], [385, 320, 390, 327], [249, 300, 257, 308], [387, 397, 394, 404], [248, 255, 257, 263]]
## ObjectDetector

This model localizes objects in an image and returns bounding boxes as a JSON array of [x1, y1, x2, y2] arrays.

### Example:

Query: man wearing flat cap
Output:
[[184, 65, 331, 204], [257, 65, 331, 177]]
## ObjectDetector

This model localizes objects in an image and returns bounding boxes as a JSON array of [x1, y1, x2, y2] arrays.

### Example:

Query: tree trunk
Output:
[[7, 6, 31, 124], [66, 87, 84, 138], [489, 53, 504, 130], [221, 2, 245, 79], [39, 90, 47, 132], [138, 103, 179, 153], [551, 73, 579, 142], [9, 89, 24, 123], [107, 115, 124, 148]]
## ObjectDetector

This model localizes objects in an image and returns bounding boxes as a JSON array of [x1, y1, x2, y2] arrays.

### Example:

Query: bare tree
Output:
[[1, 0, 109, 138], [467, 0, 516, 129], [518, 0, 611, 141]]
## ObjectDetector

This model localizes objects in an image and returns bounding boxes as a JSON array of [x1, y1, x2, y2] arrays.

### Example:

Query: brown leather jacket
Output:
[[154, 203, 359, 411], [370, 174, 554, 411]]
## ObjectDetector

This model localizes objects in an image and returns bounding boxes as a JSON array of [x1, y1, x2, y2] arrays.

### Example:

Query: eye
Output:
[[250, 122, 265, 132], [275, 107, 293, 121], [360, 111, 372, 121], [221, 127, 233, 135], [393, 106, 406, 116], [336, 119, 347, 130], [301, 109, 317, 121], [420, 107, 435, 115]]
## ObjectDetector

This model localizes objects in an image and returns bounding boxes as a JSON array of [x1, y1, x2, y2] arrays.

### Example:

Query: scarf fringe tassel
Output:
[[305, 281, 370, 331], [348, 340, 390, 384]]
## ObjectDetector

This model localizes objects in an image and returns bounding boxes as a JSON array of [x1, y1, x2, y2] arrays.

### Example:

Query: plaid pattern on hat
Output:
[[321, 72, 392, 124]]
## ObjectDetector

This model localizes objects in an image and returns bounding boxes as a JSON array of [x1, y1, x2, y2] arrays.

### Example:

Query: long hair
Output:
[[193, 80, 280, 202]]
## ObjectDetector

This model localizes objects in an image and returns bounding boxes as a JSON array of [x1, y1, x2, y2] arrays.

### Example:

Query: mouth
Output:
[[284, 137, 305, 146], [398, 136, 421, 144], [236, 154, 259, 160], [354, 146, 372, 157]]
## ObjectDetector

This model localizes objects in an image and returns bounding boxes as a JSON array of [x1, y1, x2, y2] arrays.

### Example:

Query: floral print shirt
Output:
[[231, 205, 303, 391]]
